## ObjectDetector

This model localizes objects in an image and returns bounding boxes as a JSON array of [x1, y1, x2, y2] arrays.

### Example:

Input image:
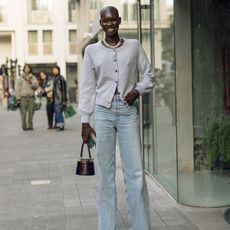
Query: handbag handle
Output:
[[80, 142, 92, 158]]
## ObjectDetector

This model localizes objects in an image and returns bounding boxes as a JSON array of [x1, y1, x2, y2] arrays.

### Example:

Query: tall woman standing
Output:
[[78, 6, 155, 230]]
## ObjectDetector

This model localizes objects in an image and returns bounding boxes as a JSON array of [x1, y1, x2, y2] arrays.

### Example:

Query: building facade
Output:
[[77, 0, 230, 207], [0, 0, 78, 103]]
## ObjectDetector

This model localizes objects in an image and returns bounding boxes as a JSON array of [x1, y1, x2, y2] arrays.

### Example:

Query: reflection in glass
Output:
[[153, 0, 177, 198], [178, 0, 230, 207], [137, 0, 155, 175]]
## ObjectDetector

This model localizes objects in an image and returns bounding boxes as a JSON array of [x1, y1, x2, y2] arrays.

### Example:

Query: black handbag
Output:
[[76, 142, 95, 176]]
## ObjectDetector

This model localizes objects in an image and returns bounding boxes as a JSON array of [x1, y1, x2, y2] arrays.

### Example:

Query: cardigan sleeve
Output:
[[78, 46, 97, 123], [135, 41, 155, 94]]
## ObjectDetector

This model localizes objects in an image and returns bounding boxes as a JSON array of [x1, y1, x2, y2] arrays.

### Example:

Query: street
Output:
[[0, 104, 228, 230]]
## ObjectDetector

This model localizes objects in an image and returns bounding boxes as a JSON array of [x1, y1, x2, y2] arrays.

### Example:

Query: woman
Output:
[[78, 6, 155, 230], [15, 64, 38, 130], [39, 71, 54, 129], [52, 66, 67, 131]]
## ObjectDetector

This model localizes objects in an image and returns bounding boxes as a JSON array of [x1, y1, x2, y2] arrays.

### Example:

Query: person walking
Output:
[[78, 6, 155, 230], [52, 66, 67, 131], [39, 71, 54, 129], [15, 64, 38, 130]]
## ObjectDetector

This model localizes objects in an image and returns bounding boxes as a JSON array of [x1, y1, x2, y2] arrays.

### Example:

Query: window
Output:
[[89, 0, 102, 20], [0, 0, 7, 23], [69, 30, 77, 55], [43, 30, 52, 55], [28, 0, 53, 24], [154, 0, 160, 20], [122, 2, 137, 23], [28, 31, 38, 55], [27, 30, 53, 56], [90, 0, 97, 10], [131, 4, 137, 21], [68, 0, 77, 23], [123, 3, 128, 21]]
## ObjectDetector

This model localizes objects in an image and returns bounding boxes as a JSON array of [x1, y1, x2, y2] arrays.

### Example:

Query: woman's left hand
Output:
[[124, 89, 140, 105], [81, 123, 96, 143]]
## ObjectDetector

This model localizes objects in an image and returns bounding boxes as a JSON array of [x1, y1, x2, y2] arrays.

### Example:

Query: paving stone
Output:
[[0, 107, 228, 230]]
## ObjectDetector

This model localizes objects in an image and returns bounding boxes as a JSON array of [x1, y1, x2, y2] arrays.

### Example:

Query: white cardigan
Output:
[[78, 38, 155, 123]]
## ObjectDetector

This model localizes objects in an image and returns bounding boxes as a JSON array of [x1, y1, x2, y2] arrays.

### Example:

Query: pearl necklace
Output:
[[103, 39, 122, 49]]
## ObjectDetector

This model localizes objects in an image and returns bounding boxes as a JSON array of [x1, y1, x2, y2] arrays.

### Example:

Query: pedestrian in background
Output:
[[52, 66, 67, 131], [78, 6, 154, 230], [15, 64, 38, 131], [39, 71, 54, 129]]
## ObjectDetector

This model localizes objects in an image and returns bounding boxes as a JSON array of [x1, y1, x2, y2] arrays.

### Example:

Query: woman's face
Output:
[[52, 67, 59, 76], [24, 65, 31, 74], [40, 72, 46, 80], [100, 8, 121, 37]]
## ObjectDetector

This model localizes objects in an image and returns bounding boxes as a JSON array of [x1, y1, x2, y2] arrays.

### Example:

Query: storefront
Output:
[[138, 0, 230, 207]]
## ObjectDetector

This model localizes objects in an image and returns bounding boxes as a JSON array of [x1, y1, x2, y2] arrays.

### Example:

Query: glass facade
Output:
[[137, 0, 177, 199], [139, 0, 230, 207], [138, 0, 155, 178], [151, 0, 177, 199], [178, 0, 230, 207]]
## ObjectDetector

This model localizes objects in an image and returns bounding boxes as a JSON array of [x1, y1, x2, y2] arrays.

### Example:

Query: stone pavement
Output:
[[0, 104, 229, 230]]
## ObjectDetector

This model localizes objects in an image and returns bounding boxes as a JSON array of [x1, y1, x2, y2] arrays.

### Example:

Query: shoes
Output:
[[56, 127, 64, 131], [23, 128, 34, 131]]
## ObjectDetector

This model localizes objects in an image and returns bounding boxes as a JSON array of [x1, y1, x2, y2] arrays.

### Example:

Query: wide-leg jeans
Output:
[[93, 96, 150, 230], [54, 103, 64, 128]]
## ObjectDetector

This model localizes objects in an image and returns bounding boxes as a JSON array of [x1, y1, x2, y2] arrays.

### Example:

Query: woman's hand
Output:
[[47, 91, 53, 98], [81, 123, 96, 143], [124, 89, 140, 105]]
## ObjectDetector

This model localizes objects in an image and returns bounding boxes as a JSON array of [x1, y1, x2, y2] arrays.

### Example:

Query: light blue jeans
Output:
[[93, 95, 150, 230]]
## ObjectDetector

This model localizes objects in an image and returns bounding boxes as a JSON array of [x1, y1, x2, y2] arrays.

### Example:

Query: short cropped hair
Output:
[[100, 6, 119, 18]]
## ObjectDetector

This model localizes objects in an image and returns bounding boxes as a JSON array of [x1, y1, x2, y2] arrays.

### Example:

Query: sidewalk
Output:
[[0, 105, 229, 230]]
